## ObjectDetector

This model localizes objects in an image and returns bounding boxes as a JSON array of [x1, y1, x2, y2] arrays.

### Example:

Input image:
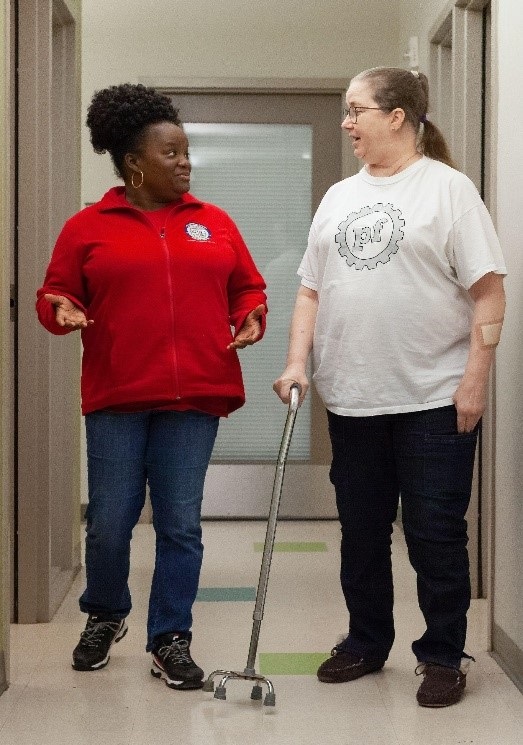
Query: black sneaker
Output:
[[72, 615, 128, 671], [151, 633, 204, 690]]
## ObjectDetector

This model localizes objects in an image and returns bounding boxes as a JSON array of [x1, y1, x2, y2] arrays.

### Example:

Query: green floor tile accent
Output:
[[254, 541, 328, 553], [258, 652, 330, 675], [196, 587, 256, 602]]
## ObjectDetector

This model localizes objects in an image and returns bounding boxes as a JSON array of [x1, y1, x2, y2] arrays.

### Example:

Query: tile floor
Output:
[[1, 520, 522, 744]]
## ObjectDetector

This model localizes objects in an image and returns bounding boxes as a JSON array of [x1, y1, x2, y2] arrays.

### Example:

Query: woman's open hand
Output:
[[228, 304, 265, 350], [44, 293, 93, 330]]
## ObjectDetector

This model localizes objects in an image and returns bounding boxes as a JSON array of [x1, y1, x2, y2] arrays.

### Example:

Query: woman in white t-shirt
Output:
[[273, 67, 506, 708]]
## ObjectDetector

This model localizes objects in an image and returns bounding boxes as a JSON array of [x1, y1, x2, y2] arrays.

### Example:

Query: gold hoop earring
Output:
[[131, 170, 144, 189]]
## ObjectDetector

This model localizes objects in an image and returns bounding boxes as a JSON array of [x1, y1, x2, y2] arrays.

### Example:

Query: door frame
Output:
[[0, 0, 15, 692], [16, 0, 82, 623]]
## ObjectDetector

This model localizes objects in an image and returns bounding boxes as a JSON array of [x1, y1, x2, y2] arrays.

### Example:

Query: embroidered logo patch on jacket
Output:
[[185, 222, 212, 241]]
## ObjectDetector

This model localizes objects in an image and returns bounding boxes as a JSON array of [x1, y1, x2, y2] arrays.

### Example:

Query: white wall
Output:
[[81, 0, 400, 202], [493, 0, 523, 658]]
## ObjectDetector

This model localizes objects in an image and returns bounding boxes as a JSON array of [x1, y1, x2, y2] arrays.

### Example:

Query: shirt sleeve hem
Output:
[[299, 276, 318, 291], [464, 264, 507, 290]]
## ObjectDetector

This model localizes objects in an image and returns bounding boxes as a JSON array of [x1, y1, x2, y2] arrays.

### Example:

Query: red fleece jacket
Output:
[[36, 187, 267, 415]]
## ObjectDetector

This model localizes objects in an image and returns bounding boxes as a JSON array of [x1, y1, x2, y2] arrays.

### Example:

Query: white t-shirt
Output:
[[299, 156, 506, 416]]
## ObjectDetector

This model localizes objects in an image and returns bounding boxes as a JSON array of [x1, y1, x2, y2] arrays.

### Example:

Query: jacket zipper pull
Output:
[[160, 228, 165, 238]]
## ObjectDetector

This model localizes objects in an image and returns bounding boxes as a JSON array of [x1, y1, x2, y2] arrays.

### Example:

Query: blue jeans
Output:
[[80, 409, 219, 651], [327, 405, 478, 669]]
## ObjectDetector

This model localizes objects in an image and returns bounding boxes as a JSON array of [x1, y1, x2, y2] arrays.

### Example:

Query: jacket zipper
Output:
[[160, 226, 181, 400], [112, 202, 188, 400]]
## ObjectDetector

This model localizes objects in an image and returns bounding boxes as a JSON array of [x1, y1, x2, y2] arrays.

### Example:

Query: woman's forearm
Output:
[[463, 273, 505, 383], [273, 285, 318, 404], [453, 272, 506, 432], [285, 286, 318, 372]]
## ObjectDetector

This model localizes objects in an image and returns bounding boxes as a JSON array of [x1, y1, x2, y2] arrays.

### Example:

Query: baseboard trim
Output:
[[491, 623, 523, 693]]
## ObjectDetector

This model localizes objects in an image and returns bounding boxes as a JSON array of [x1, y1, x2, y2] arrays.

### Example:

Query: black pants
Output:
[[327, 405, 478, 669]]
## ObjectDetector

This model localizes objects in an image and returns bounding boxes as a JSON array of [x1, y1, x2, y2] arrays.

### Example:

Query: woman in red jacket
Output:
[[36, 83, 267, 690]]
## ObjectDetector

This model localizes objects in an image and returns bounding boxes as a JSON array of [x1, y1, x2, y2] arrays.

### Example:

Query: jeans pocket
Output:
[[425, 429, 478, 445], [422, 429, 478, 495]]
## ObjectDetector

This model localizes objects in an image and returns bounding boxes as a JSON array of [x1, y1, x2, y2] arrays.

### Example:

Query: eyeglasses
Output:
[[343, 105, 383, 123]]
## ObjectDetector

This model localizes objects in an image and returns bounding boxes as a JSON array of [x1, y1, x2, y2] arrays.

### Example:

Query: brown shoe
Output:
[[416, 663, 466, 707], [317, 647, 385, 683]]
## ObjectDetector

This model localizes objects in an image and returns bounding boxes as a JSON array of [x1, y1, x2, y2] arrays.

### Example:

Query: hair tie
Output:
[[420, 114, 428, 124]]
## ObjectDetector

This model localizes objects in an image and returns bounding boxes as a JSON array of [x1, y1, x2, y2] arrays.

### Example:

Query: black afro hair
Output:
[[86, 83, 182, 177]]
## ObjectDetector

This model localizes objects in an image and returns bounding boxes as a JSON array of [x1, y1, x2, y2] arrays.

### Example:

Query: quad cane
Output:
[[203, 383, 301, 707]]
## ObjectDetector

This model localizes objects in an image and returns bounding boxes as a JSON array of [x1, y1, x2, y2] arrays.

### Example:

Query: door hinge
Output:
[[10, 283, 17, 322]]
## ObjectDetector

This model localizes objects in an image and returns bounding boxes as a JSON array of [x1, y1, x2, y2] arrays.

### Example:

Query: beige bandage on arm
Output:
[[477, 320, 503, 348]]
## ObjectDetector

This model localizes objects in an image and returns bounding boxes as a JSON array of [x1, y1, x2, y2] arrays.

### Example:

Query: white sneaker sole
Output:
[[150, 658, 204, 690]]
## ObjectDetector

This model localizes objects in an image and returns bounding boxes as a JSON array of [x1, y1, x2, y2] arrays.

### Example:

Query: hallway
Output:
[[1, 520, 522, 744]]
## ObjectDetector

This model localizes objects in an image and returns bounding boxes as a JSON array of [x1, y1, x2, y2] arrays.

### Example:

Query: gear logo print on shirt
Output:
[[335, 203, 405, 270], [185, 222, 212, 241]]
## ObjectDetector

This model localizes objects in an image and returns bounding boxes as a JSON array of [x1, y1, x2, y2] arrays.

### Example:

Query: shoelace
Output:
[[79, 619, 120, 648], [157, 638, 192, 666]]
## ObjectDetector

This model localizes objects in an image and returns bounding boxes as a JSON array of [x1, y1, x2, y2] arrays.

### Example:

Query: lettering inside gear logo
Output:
[[335, 203, 405, 270]]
